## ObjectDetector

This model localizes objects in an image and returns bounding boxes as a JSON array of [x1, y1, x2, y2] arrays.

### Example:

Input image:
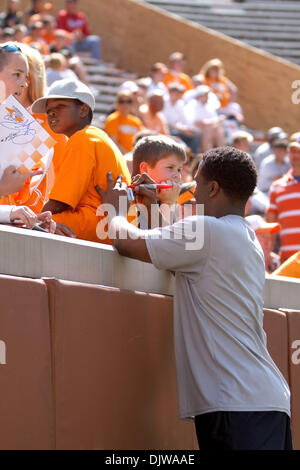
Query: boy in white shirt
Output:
[[185, 85, 225, 152]]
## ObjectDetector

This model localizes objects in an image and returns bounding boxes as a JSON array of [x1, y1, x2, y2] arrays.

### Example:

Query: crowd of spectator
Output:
[[0, 0, 299, 280], [0, 0, 97, 86]]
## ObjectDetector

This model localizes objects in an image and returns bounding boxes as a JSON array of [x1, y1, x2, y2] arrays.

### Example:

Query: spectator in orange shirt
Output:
[[200, 58, 237, 110], [32, 78, 131, 243], [163, 51, 193, 93], [139, 90, 169, 135], [41, 15, 57, 45], [104, 90, 143, 155], [23, 21, 49, 55]]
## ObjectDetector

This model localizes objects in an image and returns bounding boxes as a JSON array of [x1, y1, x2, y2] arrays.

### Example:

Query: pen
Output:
[[128, 184, 173, 189]]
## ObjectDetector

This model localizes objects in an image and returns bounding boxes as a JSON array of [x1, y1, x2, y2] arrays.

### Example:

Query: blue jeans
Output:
[[71, 35, 101, 61]]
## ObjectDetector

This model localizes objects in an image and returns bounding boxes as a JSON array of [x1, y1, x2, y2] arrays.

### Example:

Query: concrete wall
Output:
[[0, 224, 299, 310]]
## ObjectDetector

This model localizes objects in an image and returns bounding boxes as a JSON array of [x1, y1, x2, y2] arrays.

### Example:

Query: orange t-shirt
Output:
[[50, 126, 131, 244], [163, 71, 193, 92], [204, 76, 231, 108], [22, 36, 49, 55], [104, 111, 143, 152], [140, 108, 168, 135]]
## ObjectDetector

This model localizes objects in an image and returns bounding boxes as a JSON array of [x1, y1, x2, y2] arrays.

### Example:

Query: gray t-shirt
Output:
[[257, 154, 291, 193], [145, 214, 291, 419]]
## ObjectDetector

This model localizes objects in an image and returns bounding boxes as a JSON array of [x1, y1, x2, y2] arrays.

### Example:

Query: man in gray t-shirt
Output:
[[96, 142, 292, 450]]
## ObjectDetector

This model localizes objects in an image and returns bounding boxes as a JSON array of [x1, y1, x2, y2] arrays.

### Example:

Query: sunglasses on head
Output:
[[118, 99, 133, 104], [0, 43, 22, 52]]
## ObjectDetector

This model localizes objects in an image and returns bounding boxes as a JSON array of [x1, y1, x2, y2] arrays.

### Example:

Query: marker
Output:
[[128, 184, 173, 190]]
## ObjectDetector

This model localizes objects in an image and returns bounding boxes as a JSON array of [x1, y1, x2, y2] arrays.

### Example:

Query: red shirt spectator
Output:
[[56, 0, 100, 61], [56, 1, 90, 38]]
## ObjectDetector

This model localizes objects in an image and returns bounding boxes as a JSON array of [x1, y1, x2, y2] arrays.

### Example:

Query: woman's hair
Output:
[[200, 58, 224, 79], [17, 42, 46, 103], [200, 146, 257, 202], [0, 42, 23, 72]]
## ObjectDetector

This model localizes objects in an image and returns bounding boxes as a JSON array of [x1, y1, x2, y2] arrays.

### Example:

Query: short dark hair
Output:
[[132, 135, 186, 176], [200, 146, 257, 202]]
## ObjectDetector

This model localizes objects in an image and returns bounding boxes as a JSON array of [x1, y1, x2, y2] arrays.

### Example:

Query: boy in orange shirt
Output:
[[32, 78, 131, 243], [163, 51, 193, 93], [104, 89, 143, 154]]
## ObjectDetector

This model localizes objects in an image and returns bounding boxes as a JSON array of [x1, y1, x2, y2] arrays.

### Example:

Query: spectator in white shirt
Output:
[[185, 85, 225, 152], [163, 83, 200, 154], [46, 52, 77, 86], [257, 138, 290, 195], [147, 62, 168, 97], [254, 126, 288, 170]]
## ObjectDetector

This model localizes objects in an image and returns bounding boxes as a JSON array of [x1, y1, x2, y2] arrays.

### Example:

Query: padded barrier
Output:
[[0, 273, 298, 449], [45, 278, 198, 450], [0, 275, 54, 450], [279, 309, 300, 450], [263, 309, 289, 383]]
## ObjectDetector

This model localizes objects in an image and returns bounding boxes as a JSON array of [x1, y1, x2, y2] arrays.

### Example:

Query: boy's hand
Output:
[[0, 166, 44, 197], [95, 172, 130, 219], [10, 206, 38, 229], [157, 180, 181, 205], [131, 173, 158, 209]]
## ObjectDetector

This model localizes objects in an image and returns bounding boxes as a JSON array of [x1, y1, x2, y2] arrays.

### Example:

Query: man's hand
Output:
[[131, 173, 158, 209], [0, 166, 43, 197], [55, 222, 77, 238], [37, 211, 56, 234], [95, 172, 130, 220]]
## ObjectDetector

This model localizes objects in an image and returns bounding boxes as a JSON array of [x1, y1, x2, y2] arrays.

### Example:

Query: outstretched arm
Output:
[[95, 172, 152, 263]]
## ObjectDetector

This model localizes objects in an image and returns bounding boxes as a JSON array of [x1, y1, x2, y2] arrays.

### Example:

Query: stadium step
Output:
[[145, 0, 300, 65], [77, 55, 137, 128]]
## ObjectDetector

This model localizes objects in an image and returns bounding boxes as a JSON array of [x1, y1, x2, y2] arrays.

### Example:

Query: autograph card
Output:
[[0, 94, 56, 173]]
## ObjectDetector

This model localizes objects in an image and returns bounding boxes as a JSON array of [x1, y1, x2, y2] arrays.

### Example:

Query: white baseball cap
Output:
[[195, 85, 210, 97], [31, 78, 96, 114]]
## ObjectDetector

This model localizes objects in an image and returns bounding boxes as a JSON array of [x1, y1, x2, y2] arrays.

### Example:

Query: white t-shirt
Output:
[[145, 215, 291, 419], [257, 154, 291, 193], [184, 96, 220, 128], [162, 98, 189, 128]]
